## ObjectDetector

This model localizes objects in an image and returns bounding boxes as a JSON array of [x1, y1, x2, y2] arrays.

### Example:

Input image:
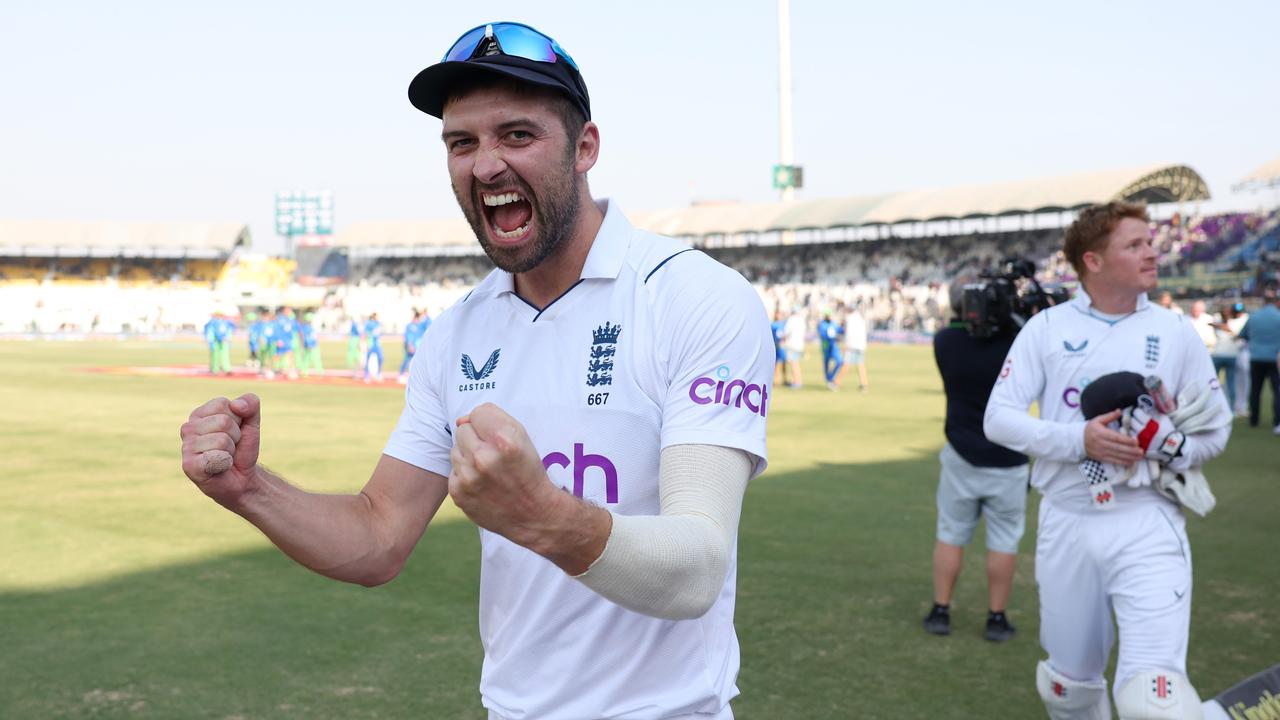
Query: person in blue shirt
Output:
[[202, 312, 222, 375], [299, 312, 322, 377], [213, 312, 236, 376], [275, 307, 300, 380], [364, 312, 383, 383], [399, 308, 430, 384], [347, 316, 365, 379], [257, 308, 278, 379], [817, 309, 843, 390], [245, 311, 262, 370], [1239, 287, 1280, 432], [771, 308, 789, 387]]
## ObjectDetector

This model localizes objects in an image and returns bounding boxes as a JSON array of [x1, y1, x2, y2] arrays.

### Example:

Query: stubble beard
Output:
[[454, 154, 581, 275]]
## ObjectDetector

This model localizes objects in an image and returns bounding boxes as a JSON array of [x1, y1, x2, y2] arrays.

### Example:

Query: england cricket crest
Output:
[[588, 322, 621, 387]]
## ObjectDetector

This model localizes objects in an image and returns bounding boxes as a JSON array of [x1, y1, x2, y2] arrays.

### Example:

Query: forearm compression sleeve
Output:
[[573, 444, 752, 620]]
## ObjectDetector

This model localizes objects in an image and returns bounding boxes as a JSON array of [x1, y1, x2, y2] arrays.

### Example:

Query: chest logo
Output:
[[1063, 339, 1088, 353], [588, 322, 621, 387], [459, 349, 501, 390], [1144, 335, 1160, 368]]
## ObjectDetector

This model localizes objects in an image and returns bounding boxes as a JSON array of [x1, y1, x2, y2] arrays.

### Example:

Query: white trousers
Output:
[[1036, 498, 1193, 689], [489, 707, 732, 720]]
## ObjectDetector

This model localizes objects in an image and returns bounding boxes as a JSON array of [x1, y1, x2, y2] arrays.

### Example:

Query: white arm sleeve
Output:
[[983, 316, 1088, 462], [573, 444, 751, 621]]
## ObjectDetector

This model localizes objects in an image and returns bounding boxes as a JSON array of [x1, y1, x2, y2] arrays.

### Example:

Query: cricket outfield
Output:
[[1, 340, 1275, 718]]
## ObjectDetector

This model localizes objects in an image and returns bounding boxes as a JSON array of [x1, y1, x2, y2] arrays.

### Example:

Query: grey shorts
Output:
[[843, 348, 865, 365], [936, 442, 1028, 554]]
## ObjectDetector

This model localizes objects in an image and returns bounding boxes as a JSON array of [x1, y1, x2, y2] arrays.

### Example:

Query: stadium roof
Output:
[[1234, 156, 1280, 190], [631, 164, 1210, 238], [0, 221, 251, 257], [329, 163, 1211, 250], [334, 218, 476, 251]]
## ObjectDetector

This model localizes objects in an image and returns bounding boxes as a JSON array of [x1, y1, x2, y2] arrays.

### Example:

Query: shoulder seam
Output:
[[644, 248, 697, 284]]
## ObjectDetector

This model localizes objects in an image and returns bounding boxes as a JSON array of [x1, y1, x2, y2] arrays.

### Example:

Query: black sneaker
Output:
[[923, 604, 951, 636], [984, 611, 1016, 643]]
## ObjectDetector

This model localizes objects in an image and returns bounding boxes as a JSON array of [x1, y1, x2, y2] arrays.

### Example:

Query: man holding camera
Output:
[[924, 275, 1029, 643], [984, 201, 1231, 719]]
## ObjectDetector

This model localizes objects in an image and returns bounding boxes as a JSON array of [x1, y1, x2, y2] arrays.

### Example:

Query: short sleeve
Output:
[[383, 322, 453, 477], [655, 263, 773, 478]]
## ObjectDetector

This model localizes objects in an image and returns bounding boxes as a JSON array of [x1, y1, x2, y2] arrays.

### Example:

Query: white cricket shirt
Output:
[[384, 200, 772, 720], [984, 287, 1230, 512]]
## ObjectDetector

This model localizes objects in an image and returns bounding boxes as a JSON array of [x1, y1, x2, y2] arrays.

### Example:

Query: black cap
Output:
[[1079, 371, 1148, 420], [408, 49, 590, 121]]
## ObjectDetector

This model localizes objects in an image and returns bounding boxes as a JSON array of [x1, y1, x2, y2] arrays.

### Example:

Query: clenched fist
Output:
[[180, 394, 262, 509], [449, 403, 559, 546]]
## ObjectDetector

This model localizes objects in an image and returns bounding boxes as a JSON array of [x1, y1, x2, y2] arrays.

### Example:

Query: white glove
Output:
[[1155, 466, 1216, 517], [1124, 406, 1185, 464], [1169, 381, 1231, 435], [1125, 459, 1161, 489]]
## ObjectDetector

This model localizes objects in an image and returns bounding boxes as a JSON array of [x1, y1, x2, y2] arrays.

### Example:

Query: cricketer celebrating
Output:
[[984, 201, 1232, 719], [180, 21, 772, 720]]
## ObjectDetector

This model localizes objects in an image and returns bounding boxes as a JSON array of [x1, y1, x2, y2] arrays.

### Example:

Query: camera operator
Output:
[[923, 274, 1030, 643]]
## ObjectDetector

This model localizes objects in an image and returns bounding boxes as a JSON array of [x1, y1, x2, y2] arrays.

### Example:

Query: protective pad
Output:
[[1081, 371, 1149, 420], [1038, 660, 1111, 720], [1115, 671, 1203, 719]]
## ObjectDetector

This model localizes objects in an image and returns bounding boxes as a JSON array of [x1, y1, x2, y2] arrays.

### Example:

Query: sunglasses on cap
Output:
[[443, 22, 580, 71]]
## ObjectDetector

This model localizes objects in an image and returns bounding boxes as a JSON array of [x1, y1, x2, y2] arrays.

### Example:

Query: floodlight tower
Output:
[[774, 0, 802, 202]]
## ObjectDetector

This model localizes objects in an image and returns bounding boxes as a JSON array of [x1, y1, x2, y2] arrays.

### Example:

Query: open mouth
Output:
[[482, 191, 533, 241]]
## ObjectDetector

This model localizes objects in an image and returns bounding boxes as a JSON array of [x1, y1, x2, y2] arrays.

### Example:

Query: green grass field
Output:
[[1, 340, 1276, 719]]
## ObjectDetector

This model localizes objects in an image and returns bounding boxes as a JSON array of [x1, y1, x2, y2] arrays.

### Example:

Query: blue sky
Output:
[[2, 1, 1277, 253]]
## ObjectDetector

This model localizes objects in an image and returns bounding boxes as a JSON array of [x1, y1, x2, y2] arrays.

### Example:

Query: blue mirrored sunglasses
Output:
[[442, 22, 579, 71]]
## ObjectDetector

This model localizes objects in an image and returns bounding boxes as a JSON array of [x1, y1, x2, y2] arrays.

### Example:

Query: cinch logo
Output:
[[689, 364, 769, 417], [1062, 376, 1093, 409], [543, 443, 618, 504]]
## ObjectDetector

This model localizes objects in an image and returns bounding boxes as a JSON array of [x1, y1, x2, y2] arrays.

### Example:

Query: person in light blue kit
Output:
[[202, 312, 222, 375], [299, 312, 322, 377], [257, 308, 277, 379], [363, 312, 383, 383], [213, 312, 236, 376], [245, 311, 263, 370], [817, 309, 843, 390], [274, 307, 300, 379], [399, 308, 430, 384], [771, 308, 788, 387], [346, 317, 365, 378]]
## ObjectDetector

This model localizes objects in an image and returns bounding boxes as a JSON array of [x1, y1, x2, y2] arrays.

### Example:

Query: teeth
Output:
[[483, 192, 524, 207], [493, 220, 531, 239]]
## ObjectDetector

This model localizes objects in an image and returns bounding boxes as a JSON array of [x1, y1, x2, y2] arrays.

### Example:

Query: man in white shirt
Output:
[[985, 201, 1230, 719], [1189, 300, 1216, 350], [838, 302, 870, 392], [179, 22, 771, 720], [782, 308, 808, 388]]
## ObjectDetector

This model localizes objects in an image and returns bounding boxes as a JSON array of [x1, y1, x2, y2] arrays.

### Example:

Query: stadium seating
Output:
[[1, 210, 1273, 336]]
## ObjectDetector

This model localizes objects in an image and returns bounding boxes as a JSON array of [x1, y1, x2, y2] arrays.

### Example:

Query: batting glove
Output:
[[1168, 381, 1232, 435], [1123, 406, 1185, 464], [1155, 466, 1217, 517]]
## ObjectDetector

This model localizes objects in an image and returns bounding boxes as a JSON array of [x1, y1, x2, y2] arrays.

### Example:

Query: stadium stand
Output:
[[0, 221, 248, 333], [4, 163, 1277, 337]]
